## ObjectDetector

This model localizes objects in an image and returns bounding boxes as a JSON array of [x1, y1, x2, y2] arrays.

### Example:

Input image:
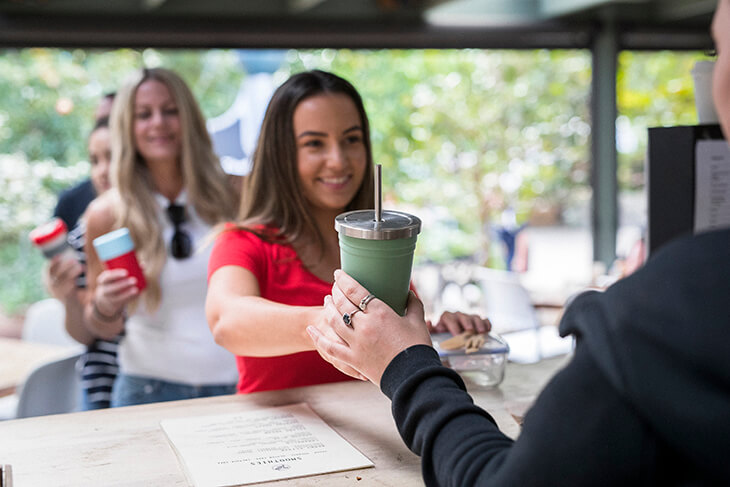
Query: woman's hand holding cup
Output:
[[312, 299, 369, 382], [91, 268, 139, 334], [308, 270, 432, 387]]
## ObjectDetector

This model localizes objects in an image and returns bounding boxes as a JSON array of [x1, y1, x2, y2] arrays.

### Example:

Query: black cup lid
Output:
[[335, 209, 421, 240]]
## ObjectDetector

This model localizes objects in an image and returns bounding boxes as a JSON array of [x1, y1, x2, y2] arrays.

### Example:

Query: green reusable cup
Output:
[[335, 209, 421, 316]]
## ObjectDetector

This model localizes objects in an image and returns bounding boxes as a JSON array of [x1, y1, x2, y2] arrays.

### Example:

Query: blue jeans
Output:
[[111, 374, 236, 407]]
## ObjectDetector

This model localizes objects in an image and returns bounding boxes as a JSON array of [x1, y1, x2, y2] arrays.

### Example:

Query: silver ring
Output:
[[342, 309, 360, 328], [359, 293, 376, 312]]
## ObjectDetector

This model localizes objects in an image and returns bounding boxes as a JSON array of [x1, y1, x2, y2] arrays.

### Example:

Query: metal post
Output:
[[591, 15, 618, 268]]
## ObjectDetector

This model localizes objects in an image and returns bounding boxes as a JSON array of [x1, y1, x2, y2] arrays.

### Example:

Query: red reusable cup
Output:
[[92, 227, 147, 291], [29, 218, 77, 260]]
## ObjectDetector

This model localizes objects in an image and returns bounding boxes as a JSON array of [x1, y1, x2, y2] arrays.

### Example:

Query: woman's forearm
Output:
[[83, 299, 125, 340], [209, 295, 321, 357], [63, 290, 96, 346]]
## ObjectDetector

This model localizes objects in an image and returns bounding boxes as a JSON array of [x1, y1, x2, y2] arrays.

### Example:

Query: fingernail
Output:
[[334, 269, 341, 279]]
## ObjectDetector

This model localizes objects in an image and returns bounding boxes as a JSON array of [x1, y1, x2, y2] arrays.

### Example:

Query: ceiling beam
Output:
[[0, 14, 592, 49], [0, 0, 711, 51], [0, 15, 709, 51]]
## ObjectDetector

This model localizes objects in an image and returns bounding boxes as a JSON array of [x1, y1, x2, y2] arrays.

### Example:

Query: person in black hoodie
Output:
[[307, 2, 730, 485]]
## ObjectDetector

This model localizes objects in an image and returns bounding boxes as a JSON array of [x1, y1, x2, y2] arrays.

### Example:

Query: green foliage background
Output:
[[0, 47, 705, 315], [297, 49, 595, 263]]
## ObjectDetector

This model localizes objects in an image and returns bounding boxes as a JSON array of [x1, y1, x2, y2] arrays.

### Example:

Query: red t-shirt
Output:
[[208, 226, 355, 393]]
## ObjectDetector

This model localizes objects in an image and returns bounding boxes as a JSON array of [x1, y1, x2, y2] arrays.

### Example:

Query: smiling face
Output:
[[88, 125, 112, 194], [133, 79, 182, 166], [294, 93, 368, 216]]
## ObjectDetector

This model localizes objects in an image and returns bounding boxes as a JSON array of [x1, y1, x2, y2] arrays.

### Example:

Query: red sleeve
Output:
[[410, 281, 418, 296], [207, 227, 266, 285]]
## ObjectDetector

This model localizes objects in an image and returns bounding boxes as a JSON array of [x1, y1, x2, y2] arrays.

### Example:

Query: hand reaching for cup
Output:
[[307, 270, 432, 387], [429, 310, 492, 337]]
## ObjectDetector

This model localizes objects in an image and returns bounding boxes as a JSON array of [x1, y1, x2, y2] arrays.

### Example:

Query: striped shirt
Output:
[[70, 219, 120, 409]]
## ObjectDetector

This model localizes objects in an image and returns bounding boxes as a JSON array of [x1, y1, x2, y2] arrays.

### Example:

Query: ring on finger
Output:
[[342, 308, 361, 328], [359, 293, 376, 312]]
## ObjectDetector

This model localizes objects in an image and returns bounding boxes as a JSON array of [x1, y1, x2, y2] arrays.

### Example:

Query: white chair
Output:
[[15, 352, 82, 418], [473, 267, 573, 363], [473, 267, 542, 334], [22, 298, 79, 348]]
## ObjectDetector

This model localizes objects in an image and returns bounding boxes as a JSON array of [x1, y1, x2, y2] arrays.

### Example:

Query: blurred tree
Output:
[[0, 47, 706, 314], [617, 50, 703, 190], [0, 48, 244, 313], [285, 49, 592, 263], [0, 48, 244, 171]]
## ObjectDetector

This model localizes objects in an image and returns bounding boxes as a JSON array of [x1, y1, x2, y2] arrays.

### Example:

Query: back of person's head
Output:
[[108, 67, 236, 310], [240, 70, 374, 245], [92, 115, 109, 132], [95, 92, 116, 121]]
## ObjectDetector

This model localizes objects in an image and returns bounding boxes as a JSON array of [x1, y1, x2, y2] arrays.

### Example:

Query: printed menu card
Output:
[[695, 140, 730, 233], [160, 402, 373, 487]]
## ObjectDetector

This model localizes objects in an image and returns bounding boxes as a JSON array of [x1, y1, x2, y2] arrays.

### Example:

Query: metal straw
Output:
[[0, 464, 13, 487], [374, 164, 383, 222]]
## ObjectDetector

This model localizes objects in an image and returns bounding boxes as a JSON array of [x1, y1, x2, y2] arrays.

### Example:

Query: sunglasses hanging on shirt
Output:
[[166, 204, 192, 259]]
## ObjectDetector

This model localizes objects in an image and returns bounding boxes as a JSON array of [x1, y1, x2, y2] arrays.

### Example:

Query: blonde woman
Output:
[[84, 67, 238, 406]]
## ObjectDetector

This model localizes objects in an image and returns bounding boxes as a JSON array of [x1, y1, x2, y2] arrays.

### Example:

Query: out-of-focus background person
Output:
[[83, 67, 239, 407], [52, 92, 116, 231], [44, 115, 119, 410]]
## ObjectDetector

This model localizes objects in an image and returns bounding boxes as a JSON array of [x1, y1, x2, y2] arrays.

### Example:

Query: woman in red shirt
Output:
[[206, 70, 490, 394]]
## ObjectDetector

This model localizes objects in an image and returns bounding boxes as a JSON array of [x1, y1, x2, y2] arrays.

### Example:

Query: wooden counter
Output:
[[0, 355, 570, 486]]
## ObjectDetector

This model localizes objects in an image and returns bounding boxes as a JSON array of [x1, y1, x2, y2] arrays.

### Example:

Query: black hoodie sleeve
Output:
[[381, 344, 658, 487]]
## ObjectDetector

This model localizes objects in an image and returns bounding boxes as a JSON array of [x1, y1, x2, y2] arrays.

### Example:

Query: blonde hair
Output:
[[109, 67, 236, 310]]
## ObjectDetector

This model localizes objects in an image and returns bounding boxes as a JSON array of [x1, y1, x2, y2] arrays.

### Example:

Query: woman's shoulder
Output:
[[209, 223, 294, 278], [212, 222, 272, 251], [216, 223, 285, 244], [84, 192, 118, 236]]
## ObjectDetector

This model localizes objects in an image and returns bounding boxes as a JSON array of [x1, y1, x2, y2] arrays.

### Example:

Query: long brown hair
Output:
[[237, 70, 374, 252], [109, 67, 236, 310]]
